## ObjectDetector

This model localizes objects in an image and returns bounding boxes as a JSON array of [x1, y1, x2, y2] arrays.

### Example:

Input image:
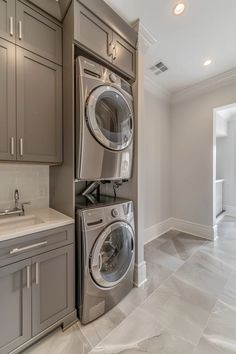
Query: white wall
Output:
[[143, 90, 171, 234], [0, 164, 49, 210], [216, 117, 236, 212], [171, 80, 236, 228]]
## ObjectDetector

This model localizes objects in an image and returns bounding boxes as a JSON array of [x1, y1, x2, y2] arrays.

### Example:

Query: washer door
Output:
[[86, 86, 133, 151], [90, 221, 135, 288]]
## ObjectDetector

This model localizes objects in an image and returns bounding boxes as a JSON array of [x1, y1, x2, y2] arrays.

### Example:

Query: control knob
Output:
[[111, 208, 119, 218], [109, 73, 117, 83]]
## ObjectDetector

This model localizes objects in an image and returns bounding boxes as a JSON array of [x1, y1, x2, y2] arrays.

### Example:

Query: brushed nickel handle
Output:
[[108, 41, 113, 57], [113, 44, 117, 60], [18, 20, 22, 40], [9, 17, 14, 36], [19, 138, 23, 156], [26, 265, 30, 289], [10, 137, 14, 156], [10, 241, 48, 254], [35, 262, 39, 285]]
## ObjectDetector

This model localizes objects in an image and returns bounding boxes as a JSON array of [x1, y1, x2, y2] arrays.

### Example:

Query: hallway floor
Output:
[[24, 216, 236, 354]]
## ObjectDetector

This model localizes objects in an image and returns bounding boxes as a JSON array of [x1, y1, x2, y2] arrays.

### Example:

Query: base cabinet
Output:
[[0, 259, 31, 354], [32, 245, 75, 336], [0, 226, 75, 354]]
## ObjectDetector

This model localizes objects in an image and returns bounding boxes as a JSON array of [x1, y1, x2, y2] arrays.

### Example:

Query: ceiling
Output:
[[104, 0, 236, 93]]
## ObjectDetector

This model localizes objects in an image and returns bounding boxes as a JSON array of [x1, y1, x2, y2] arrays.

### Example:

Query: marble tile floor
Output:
[[24, 217, 236, 354]]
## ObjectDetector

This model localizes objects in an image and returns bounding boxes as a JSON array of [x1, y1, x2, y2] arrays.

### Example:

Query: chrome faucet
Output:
[[0, 189, 31, 217]]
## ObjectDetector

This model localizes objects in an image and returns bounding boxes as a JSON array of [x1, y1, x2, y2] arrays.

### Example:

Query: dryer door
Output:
[[86, 86, 133, 151], [90, 221, 135, 288]]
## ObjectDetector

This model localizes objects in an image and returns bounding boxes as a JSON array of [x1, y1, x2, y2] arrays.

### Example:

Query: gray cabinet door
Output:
[[16, 47, 62, 163], [0, 259, 31, 354], [113, 33, 136, 78], [0, 38, 16, 161], [74, 1, 113, 63], [31, 245, 75, 336], [0, 0, 15, 42], [16, 1, 62, 65]]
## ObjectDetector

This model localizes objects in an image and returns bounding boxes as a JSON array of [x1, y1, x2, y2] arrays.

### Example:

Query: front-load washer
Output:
[[76, 195, 135, 324], [75, 56, 134, 181]]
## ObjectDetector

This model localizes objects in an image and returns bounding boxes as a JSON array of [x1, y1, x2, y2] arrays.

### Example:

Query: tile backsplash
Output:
[[0, 164, 49, 210]]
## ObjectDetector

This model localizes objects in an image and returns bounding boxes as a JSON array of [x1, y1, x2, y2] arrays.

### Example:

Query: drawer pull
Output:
[[10, 137, 14, 156], [10, 241, 47, 254], [19, 138, 23, 156]]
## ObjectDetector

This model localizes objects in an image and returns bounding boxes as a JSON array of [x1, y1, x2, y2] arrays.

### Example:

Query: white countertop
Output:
[[0, 208, 74, 242]]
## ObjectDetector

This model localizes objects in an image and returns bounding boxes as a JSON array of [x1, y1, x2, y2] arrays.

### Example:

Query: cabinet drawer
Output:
[[16, 1, 62, 65], [74, 1, 113, 63], [0, 224, 74, 267]]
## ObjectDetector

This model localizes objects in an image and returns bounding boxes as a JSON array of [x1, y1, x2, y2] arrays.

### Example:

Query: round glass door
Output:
[[86, 86, 133, 151], [90, 221, 134, 288]]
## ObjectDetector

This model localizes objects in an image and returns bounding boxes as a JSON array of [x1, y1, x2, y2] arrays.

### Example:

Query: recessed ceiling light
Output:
[[173, 3, 185, 15], [204, 59, 212, 66]]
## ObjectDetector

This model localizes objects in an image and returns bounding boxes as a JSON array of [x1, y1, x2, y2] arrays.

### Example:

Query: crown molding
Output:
[[171, 67, 236, 104], [132, 20, 157, 53], [144, 74, 171, 102]]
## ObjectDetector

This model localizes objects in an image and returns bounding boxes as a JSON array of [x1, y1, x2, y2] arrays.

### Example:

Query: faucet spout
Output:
[[14, 189, 19, 209]]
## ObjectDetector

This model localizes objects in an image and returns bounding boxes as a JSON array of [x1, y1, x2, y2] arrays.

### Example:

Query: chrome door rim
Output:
[[90, 221, 135, 288], [86, 85, 133, 151]]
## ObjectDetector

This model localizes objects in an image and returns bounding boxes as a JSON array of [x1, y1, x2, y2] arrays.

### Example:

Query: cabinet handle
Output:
[[35, 262, 40, 285], [26, 265, 30, 289], [18, 20, 22, 40], [108, 41, 114, 57], [10, 137, 14, 156], [9, 17, 14, 36], [10, 241, 48, 254], [113, 44, 117, 60], [19, 138, 23, 156]]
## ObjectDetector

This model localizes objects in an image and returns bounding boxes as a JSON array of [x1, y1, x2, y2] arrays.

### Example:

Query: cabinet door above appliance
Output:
[[74, 1, 113, 63], [112, 33, 136, 79]]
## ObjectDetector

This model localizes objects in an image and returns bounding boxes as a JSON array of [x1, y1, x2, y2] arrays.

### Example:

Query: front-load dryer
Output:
[[76, 196, 135, 324], [75, 56, 134, 181]]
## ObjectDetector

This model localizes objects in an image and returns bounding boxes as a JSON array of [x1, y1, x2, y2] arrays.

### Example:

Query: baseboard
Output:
[[224, 205, 236, 217], [144, 218, 173, 244], [133, 261, 147, 287], [171, 218, 216, 241]]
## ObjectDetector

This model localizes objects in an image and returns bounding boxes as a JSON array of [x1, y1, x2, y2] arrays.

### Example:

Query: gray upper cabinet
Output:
[[0, 259, 31, 354], [112, 33, 136, 78], [16, 47, 62, 163], [74, 1, 136, 78], [0, 38, 16, 161], [0, 0, 15, 42], [32, 245, 75, 336], [16, 1, 62, 65], [74, 1, 113, 63]]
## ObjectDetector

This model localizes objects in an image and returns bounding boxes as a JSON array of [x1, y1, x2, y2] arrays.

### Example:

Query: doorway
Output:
[[213, 103, 236, 225]]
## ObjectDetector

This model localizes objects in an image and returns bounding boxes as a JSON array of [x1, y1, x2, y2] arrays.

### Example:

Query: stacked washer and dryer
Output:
[[75, 56, 135, 324]]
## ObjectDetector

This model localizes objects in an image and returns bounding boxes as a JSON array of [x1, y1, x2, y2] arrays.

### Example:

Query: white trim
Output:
[[171, 218, 216, 241], [144, 75, 171, 102], [144, 218, 173, 244], [172, 67, 236, 104], [133, 261, 147, 287], [224, 205, 236, 217], [132, 20, 157, 53]]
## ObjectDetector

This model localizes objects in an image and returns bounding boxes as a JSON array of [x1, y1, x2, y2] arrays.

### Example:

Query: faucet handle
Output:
[[21, 201, 31, 215]]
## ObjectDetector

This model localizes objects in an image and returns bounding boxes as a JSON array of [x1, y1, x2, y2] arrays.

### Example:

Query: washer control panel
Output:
[[109, 73, 117, 83]]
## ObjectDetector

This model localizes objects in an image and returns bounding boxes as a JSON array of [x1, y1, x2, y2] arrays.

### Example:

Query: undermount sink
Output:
[[0, 215, 44, 234]]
